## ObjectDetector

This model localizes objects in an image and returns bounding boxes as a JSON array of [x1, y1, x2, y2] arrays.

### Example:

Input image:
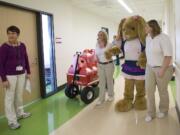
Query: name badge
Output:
[[16, 66, 23, 71]]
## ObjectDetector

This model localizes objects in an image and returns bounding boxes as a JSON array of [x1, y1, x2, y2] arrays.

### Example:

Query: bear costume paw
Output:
[[115, 99, 133, 112], [109, 46, 121, 55], [105, 46, 121, 60], [136, 51, 147, 69], [105, 50, 112, 60]]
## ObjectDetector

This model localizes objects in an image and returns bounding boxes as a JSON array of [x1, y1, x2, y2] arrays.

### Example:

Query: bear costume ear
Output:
[[117, 18, 126, 40], [134, 16, 146, 45]]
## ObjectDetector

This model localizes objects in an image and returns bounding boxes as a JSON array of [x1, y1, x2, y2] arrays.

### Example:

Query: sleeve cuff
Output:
[[27, 70, 31, 74], [1, 76, 7, 82]]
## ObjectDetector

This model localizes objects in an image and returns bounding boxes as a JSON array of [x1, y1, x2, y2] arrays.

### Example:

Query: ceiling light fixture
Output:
[[117, 0, 133, 14]]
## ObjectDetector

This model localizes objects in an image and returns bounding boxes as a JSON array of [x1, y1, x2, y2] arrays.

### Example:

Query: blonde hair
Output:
[[98, 30, 108, 46]]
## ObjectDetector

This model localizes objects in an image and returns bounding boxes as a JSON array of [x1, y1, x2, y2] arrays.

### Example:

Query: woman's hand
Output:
[[3, 81, 10, 88], [157, 68, 166, 78], [26, 74, 31, 79], [157, 56, 172, 78]]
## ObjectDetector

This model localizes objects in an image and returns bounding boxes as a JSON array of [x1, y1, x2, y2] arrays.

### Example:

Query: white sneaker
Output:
[[96, 100, 104, 106], [145, 115, 153, 122], [17, 112, 31, 120], [9, 122, 21, 129], [107, 96, 114, 102], [157, 112, 167, 119]]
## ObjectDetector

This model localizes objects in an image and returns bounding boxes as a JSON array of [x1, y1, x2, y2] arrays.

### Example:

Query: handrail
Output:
[[174, 61, 180, 71]]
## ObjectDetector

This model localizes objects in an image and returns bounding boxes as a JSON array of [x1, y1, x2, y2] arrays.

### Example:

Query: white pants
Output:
[[98, 63, 114, 102], [145, 65, 174, 117], [5, 74, 26, 124]]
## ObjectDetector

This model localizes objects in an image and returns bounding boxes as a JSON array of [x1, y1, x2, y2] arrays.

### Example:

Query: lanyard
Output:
[[16, 46, 22, 65]]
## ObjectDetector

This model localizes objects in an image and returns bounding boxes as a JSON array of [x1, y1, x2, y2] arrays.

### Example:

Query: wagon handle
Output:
[[72, 51, 81, 85], [76, 52, 81, 55]]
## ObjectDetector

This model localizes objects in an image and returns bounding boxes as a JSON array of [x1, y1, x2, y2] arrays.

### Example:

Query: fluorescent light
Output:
[[118, 0, 133, 14]]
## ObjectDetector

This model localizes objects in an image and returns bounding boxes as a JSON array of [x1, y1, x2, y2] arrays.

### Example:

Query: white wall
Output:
[[163, 0, 180, 111], [162, 0, 176, 61], [0, 0, 118, 86], [174, 0, 180, 110]]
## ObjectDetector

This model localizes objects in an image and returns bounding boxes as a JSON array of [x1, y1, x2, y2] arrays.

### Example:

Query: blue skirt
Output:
[[122, 60, 145, 76]]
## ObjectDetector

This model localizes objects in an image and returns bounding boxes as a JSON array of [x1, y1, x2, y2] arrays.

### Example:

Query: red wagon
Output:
[[65, 49, 99, 104]]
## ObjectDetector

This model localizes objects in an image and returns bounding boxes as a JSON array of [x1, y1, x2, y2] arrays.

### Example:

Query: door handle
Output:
[[31, 58, 38, 65]]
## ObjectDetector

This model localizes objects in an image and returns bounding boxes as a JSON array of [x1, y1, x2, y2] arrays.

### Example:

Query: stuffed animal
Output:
[[104, 46, 121, 60], [115, 15, 147, 112]]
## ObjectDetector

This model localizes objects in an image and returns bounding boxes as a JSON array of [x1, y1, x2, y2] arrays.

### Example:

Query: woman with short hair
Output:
[[0, 25, 31, 129]]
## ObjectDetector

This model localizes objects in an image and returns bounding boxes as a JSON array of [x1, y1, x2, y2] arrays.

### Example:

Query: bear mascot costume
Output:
[[115, 15, 147, 112]]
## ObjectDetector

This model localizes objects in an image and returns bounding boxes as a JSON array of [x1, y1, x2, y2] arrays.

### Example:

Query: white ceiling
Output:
[[71, 0, 165, 23]]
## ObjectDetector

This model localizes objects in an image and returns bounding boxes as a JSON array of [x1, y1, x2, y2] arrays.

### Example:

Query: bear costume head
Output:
[[122, 15, 146, 44]]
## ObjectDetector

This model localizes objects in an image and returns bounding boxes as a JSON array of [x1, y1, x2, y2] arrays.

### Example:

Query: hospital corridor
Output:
[[0, 0, 180, 135]]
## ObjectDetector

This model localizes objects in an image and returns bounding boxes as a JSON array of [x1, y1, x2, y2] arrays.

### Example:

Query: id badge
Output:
[[16, 66, 23, 71]]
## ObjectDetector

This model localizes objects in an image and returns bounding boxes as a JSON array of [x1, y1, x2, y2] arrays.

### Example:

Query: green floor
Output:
[[0, 81, 176, 135], [170, 80, 176, 100], [0, 91, 86, 135]]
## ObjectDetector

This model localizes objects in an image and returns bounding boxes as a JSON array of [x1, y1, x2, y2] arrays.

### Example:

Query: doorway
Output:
[[0, 3, 57, 116], [40, 13, 57, 97], [0, 5, 40, 115]]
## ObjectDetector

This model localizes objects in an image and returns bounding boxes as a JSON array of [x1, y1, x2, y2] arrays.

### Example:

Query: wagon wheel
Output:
[[65, 84, 79, 98], [81, 87, 95, 104]]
